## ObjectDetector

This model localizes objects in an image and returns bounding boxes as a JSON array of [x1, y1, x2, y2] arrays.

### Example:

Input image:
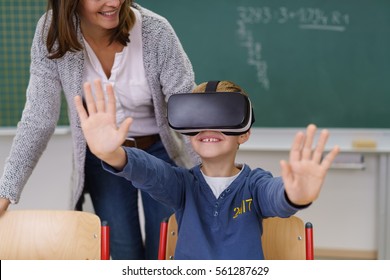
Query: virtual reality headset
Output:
[[167, 81, 255, 135]]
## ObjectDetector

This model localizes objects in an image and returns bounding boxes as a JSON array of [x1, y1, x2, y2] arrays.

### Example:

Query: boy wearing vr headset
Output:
[[74, 79, 339, 260]]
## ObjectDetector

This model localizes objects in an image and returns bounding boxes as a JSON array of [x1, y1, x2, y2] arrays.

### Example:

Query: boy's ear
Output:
[[238, 130, 251, 144]]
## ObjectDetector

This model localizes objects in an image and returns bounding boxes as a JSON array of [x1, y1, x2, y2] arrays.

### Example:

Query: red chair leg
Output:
[[305, 222, 314, 260], [158, 217, 169, 260], [101, 221, 110, 260]]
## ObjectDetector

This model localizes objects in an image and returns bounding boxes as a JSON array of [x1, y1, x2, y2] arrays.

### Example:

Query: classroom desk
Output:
[[237, 127, 390, 260]]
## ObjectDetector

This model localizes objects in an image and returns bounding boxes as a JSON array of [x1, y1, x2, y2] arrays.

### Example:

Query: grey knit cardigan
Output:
[[0, 4, 198, 208]]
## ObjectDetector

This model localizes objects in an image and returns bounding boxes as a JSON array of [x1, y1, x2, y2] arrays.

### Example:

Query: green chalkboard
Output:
[[0, 0, 68, 127], [138, 0, 390, 128], [2, 1, 389, 128]]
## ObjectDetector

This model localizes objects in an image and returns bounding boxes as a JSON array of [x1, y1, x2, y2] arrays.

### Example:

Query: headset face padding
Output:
[[167, 92, 254, 135]]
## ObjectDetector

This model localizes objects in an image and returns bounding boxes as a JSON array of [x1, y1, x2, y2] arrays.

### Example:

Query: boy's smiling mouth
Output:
[[197, 132, 224, 143], [201, 137, 220, 142]]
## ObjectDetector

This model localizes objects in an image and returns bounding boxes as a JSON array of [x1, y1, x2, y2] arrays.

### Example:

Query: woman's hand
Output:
[[281, 124, 340, 206], [74, 79, 132, 170], [0, 197, 10, 216]]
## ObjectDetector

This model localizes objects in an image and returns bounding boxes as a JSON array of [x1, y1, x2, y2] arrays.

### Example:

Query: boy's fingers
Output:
[[321, 146, 340, 170], [118, 118, 133, 139], [301, 124, 316, 160], [289, 131, 304, 163], [93, 79, 106, 112], [106, 83, 116, 116], [83, 82, 97, 115], [312, 129, 329, 163], [280, 159, 293, 186], [74, 95, 88, 122]]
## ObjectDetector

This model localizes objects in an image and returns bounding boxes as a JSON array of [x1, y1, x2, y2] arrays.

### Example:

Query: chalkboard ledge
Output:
[[0, 126, 71, 136], [2, 126, 389, 153], [241, 128, 390, 153]]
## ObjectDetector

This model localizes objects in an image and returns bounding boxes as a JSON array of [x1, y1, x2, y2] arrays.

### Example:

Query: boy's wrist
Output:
[[99, 147, 127, 171], [284, 191, 311, 209]]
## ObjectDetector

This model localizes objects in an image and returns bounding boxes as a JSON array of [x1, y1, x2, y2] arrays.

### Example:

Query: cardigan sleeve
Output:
[[0, 13, 62, 203]]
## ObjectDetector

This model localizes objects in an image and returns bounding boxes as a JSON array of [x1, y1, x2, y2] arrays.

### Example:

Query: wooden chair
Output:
[[158, 214, 314, 260], [262, 216, 313, 260], [158, 214, 178, 260], [0, 210, 110, 260]]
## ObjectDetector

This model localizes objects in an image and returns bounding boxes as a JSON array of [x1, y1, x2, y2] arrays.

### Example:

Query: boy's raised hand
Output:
[[280, 124, 340, 206], [74, 79, 132, 167]]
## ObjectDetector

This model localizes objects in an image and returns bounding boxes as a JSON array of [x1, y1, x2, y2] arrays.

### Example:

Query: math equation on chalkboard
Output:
[[237, 6, 350, 32], [236, 6, 350, 90]]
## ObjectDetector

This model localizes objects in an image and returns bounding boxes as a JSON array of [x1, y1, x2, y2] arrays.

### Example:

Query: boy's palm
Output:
[[74, 80, 132, 157], [281, 124, 339, 206]]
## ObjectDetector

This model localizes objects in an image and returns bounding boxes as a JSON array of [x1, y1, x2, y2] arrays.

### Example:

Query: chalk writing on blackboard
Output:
[[237, 20, 269, 91], [237, 6, 350, 30], [236, 6, 350, 90]]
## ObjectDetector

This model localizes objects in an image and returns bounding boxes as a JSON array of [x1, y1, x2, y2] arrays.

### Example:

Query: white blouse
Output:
[[82, 8, 159, 137]]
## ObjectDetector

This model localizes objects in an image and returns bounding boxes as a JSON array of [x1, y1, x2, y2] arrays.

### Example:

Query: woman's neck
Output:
[[82, 30, 124, 79]]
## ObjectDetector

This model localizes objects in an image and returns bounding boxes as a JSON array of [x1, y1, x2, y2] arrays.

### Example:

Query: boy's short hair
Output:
[[192, 80, 248, 96], [167, 81, 255, 135]]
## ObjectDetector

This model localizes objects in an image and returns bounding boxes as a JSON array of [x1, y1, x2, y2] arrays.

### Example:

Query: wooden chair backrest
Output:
[[165, 214, 178, 260], [163, 215, 307, 260], [0, 210, 101, 260], [261, 216, 306, 260]]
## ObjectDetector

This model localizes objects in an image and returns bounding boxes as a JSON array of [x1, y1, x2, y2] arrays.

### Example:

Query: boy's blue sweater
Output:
[[103, 148, 303, 260]]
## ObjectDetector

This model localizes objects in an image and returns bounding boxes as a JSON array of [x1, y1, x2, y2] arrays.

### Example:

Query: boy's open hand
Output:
[[74, 79, 132, 167], [280, 124, 340, 206]]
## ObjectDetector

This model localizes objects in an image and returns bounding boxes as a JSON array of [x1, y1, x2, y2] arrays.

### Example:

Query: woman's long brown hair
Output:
[[45, 0, 135, 59]]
